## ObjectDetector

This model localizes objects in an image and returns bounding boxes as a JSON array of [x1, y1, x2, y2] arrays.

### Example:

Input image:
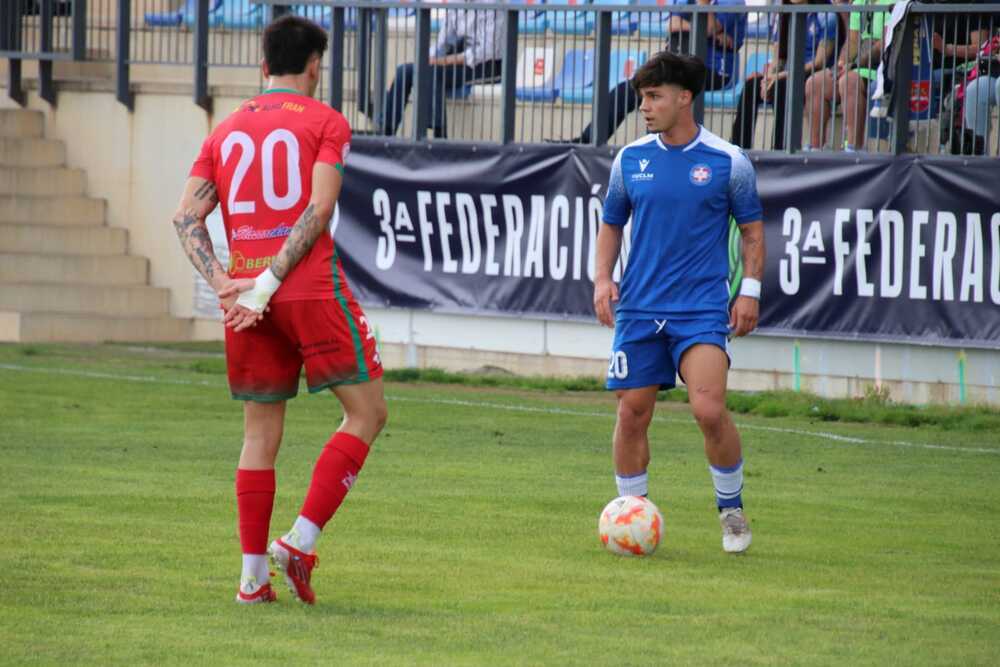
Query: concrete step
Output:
[[0, 223, 127, 255], [0, 283, 171, 317], [0, 137, 66, 167], [0, 109, 44, 139], [0, 253, 148, 286], [0, 166, 87, 196], [0, 196, 105, 225], [0, 311, 192, 343]]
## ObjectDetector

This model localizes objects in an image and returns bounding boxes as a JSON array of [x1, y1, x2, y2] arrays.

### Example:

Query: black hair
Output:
[[262, 15, 328, 76], [630, 50, 708, 98]]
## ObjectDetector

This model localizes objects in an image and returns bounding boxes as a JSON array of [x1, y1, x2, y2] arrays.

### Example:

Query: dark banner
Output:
[[335, 139, 1000, 347]]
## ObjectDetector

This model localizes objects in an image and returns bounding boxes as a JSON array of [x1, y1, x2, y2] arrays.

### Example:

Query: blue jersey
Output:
[[770, 11, 841, 68], [602, 128, 763, 319], [670, 0, 748, 79]]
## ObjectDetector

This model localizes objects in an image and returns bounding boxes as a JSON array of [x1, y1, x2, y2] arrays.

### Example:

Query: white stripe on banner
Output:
[[1, 363, 997, 455]]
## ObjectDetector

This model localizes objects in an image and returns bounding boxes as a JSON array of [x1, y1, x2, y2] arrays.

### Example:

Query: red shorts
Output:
[[225, 298, 383, 402]]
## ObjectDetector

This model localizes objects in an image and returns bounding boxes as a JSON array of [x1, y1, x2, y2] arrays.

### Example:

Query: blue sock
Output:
[[710, 459, 743, 510], [615, 470, 648, 497]]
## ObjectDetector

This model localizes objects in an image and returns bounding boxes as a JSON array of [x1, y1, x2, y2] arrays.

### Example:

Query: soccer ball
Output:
[[598, 496, 664, 557]]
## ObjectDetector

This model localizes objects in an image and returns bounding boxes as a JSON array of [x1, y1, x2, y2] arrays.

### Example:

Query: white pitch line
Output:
[[2, 362, 998, 455], [385, 395, 1000, 454]]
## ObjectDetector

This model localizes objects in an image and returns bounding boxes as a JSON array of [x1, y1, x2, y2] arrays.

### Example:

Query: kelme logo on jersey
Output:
[[690, 164, 712, 186]]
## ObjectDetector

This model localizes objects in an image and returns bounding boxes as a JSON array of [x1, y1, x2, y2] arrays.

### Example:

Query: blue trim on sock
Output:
[[717, 494, 743, 509], [716, 485, 744, 499], [615, 470, 648, 479], [710, 459, 743, 474]]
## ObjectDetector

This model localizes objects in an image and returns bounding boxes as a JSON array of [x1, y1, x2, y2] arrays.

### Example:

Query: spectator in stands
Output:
[[573, 0, 748, 144], [939, 9, 999, 154], [369, 0, 504, 138], [803, 0, 892, 151], [731, 0, 842, 150], [960, 35, 1000, 154]]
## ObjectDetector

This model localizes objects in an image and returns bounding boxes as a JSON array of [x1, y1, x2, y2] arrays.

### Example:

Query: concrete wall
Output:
[[1, 83, 997, 406]]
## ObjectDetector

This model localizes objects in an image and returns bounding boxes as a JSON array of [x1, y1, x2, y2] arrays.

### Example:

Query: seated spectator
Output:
[[961, 37, 1000, 154], [574, 0, 747, 144], [731, 0, 842, 150], [369, 0, 504, 138], [804, 0, 892, 151], [939, 12, 998, 154]]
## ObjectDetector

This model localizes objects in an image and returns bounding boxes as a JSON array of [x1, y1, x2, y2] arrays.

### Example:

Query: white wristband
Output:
[[235, 267, 282, 312], [739, 278, 761, 300]]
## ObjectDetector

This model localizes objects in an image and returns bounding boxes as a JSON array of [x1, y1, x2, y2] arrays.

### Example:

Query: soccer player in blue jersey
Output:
[[595, 51, 765, 553]]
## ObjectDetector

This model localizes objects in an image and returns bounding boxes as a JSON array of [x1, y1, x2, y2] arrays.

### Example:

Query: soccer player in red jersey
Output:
[[171, 16, 386, 605]]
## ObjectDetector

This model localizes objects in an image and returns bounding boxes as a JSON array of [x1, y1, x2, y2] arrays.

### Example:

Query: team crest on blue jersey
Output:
[[689, 164, 712, 186]]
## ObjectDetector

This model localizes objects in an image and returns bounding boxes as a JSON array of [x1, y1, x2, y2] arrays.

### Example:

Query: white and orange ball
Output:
[[598, 496, 664, 556]]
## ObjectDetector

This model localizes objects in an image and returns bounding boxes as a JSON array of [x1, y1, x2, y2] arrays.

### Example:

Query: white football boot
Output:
[[719, 507, 752, 553]]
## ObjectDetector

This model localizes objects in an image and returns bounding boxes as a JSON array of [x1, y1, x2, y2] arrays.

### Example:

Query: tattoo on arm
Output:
[[741, 224, 766, 282], [173, 209, 226, 286], [270, 204, 327, 281], [193, 181, 217, 202]]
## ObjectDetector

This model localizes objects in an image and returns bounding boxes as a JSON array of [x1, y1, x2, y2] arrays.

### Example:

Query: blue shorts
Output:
[[605, 315, 731, 391]]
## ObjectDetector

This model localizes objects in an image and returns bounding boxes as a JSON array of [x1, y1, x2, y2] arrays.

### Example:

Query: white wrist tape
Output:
[[235, 268, 282, 312], [739, 278, 761, 299]]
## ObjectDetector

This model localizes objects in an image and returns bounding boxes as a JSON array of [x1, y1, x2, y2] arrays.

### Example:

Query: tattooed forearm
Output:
[[270, 203, 328, 281], [193, 181, 217, 202], [173, 210, 226, 286], [741, 222, 766, 281]]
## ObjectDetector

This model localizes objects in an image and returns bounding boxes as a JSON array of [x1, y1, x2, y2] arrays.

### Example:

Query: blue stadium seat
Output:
[[634, 0, 670, 39], [218, 0, 265, 30], [553, 49, 595, 102], [550, 0, 595, 36], [702, 51, 758, 110], [293, 4, 333, 30], [607, 0, 637, 36], [514, 0, 548, 35], [561, 49, 646, 104], [145, 0, 223, 28]]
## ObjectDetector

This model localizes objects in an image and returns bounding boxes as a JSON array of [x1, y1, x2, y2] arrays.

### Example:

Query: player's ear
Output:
[[261, 58, 270, 79]]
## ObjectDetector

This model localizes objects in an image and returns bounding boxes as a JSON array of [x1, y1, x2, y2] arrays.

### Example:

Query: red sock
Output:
[[299, 432, 370, 529], [235, 468, 275, 555]]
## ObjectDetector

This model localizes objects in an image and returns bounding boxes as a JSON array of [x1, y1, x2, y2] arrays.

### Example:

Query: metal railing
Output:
[[3, 2, 1000, 156]]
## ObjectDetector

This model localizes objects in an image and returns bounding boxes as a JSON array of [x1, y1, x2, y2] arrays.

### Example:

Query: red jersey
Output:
[[190, 89, 352, 302]]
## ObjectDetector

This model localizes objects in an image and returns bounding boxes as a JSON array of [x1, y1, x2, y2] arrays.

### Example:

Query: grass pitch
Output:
[[1, 343, 998, 666]]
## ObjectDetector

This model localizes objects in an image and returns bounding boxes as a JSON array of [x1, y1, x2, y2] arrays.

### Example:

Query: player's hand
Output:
[[224, 303, 265, 332], [593, 278, 619, 328], [729, 296, 759, 338], [216, 278, 255, 312], [221, 268, 282, 332]]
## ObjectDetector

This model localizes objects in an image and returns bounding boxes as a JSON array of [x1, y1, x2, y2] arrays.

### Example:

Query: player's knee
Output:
[[347, 396, 387, 440], [690, 399, 726, 433], [617, 400, 654, 434]]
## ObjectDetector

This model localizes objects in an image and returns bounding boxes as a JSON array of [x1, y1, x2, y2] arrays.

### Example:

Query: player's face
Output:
[[638, 84, 691, 134]]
